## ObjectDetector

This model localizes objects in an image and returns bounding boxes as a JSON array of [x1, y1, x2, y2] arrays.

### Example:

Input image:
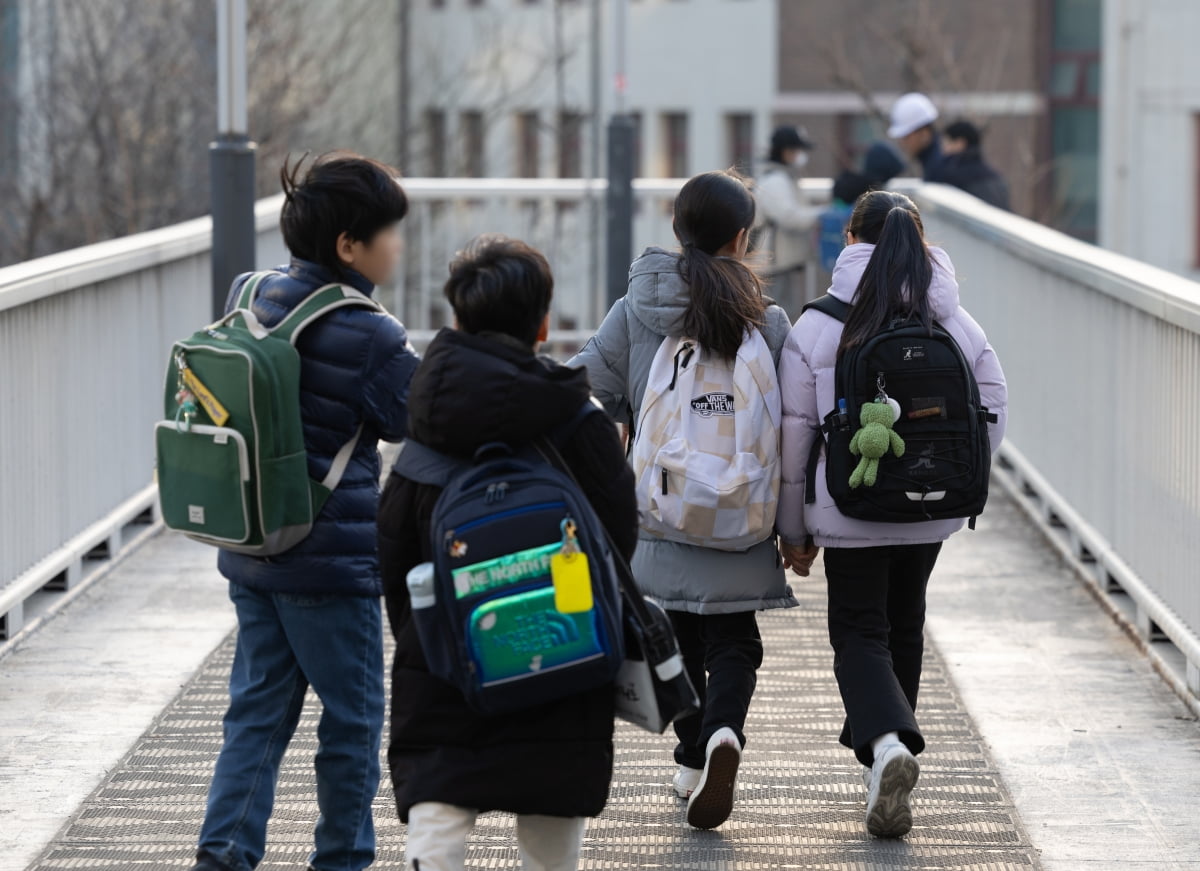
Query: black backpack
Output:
[[803, 295, 997, 525]]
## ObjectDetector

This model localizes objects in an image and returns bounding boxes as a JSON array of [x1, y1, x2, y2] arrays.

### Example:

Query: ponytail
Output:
[[673, 171, 767, 361], [839, 193, 933, 354], [679, 246, 766, 361]]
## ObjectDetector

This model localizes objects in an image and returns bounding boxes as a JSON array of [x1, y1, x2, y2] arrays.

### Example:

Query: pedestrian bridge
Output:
[[1, 179, 1198, 871]]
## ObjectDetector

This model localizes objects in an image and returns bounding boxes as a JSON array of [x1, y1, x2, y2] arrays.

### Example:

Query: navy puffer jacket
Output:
[[217, 258, 420, 597]]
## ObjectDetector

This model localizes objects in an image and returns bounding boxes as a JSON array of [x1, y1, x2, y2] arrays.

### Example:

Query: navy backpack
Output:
[[391, 405, 625, 716]]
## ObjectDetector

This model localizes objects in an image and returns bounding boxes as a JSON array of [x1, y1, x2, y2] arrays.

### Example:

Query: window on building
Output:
[[461, 111, 485, 178], [1047, 0, 1101, 240], [726, 113, 755, 174], [558, 111, 583, 178], [426, 109, 447, 177], [662, 112, 689, 178], [516, 112, 540, 178], [629, 112, 643, 179]]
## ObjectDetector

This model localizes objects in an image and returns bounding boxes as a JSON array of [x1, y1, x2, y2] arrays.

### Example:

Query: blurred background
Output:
[[0, 0, 1122, 264]]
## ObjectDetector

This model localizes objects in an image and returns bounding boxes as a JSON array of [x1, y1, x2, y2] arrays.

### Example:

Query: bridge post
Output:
[[606, 116, 635, 309], [210, 0, 257, 319], [604, 0, 633, 309]]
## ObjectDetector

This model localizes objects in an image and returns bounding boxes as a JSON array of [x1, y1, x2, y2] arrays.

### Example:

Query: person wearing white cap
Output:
[[887, 93, 944, 181]]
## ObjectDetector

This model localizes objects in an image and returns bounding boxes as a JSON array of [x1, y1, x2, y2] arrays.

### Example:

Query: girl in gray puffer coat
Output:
[[571, 171, 795, 831]]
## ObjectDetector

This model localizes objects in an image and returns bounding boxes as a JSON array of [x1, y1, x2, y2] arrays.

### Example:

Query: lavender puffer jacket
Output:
[[776, 243, 1008, 549]]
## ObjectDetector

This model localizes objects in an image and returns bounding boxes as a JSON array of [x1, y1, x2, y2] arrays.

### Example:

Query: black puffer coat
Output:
[[379, 328, 638, 822]]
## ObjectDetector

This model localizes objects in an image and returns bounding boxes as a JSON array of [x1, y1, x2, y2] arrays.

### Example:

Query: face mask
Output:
[[791, 152, 810, 169]]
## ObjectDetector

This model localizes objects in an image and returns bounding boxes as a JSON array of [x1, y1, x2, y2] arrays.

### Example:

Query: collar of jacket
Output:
[[287, 258, 375, 296]]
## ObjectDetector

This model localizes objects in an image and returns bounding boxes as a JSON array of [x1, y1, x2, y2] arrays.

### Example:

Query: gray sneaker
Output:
[[865, 743, 920, 838]]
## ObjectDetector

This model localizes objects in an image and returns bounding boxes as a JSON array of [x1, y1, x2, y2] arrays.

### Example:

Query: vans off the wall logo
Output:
[[691, 393, 735, 417]]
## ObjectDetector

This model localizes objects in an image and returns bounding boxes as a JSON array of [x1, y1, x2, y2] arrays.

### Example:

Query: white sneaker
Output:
[[686, 727, 742, 830], [865, 743, 920, 838], [672, 765, 702, 799]]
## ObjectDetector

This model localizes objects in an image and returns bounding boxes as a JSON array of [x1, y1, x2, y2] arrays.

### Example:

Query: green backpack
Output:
[[155, 271, 383, 555]]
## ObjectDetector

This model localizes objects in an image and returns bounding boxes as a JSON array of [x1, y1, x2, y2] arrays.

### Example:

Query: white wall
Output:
[[407, 0, 777, 179], [1100, 0, 1200, 277]]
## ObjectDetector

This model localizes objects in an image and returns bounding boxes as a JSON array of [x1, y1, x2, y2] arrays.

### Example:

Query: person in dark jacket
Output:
[[937, 120, 1011, 210], [888, 92, 944, 181], [378, 235, 638, 871], [193, 154, 419, 871], [820, 142, 906, 272]]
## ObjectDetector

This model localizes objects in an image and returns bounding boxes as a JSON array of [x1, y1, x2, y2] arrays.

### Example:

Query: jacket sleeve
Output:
[[568, 299, 633, 425], [361, 315, 422, 442], [776, 318, 822, 545], [562, 409, 639, 562], [378, 473, 429, 641], [756, 170, 821, 232], [964, 315, 1008, 454], [763, 305, 793, 368]]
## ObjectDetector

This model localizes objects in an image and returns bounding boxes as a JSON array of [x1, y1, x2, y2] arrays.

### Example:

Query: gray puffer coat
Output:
[[569, 248, 798, 615]]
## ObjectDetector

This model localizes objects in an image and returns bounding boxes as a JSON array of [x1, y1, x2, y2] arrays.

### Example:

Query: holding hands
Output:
[[780, 538, 820, 577]]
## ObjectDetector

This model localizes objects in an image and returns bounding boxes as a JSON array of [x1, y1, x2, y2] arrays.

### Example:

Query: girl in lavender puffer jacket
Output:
[[776, 191, 1007, 839]]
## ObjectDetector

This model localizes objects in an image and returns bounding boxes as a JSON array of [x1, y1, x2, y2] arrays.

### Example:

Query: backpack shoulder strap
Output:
[[391, 439, 470, 488], [271, 283, 385, 345], [551, 399, 608, 449], [234, 271, 276, 311], [801, 294, 851, 323]]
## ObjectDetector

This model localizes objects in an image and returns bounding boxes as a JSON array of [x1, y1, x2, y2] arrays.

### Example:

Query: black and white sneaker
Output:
[[686, 727, 742, 830], [865, 743, 920, 838]]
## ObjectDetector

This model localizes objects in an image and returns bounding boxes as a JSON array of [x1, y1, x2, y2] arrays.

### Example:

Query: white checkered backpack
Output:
[[631, 330, 782, 551]]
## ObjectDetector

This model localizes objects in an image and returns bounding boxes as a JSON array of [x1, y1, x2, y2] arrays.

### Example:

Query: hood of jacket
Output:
[[828, 243, 960, 321], [406, 328, 592, 457], [626, 247, 694, 337]]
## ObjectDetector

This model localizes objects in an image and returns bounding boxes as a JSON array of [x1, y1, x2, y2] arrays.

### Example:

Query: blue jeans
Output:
[[198, 582, 384, 871]]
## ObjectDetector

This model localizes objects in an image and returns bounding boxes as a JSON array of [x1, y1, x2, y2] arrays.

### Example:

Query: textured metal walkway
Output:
[[25, 579, 1039, 870]]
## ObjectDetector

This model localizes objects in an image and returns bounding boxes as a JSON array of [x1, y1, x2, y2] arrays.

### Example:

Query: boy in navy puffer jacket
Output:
[[193, 153, 419, 871]]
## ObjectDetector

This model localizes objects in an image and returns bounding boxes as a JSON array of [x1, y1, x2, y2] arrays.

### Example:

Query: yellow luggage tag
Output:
[[181, 368, 230, 427], [551, 519, 594, 614]]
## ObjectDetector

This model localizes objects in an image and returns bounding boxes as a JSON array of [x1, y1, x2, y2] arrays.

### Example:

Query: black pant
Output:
[[824, 543, 942, 767], [668, 610, 764, 770]]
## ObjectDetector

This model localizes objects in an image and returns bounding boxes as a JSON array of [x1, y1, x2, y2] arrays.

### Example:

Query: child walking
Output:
[[776, 190, 1007, 838], [572, 170, 796, 830], [379, 235, 638, 871], [193, 153, 420, 871]]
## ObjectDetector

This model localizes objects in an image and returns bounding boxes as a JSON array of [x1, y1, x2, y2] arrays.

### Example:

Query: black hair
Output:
[[839, 191, 934, 354], [279, 152, 409, 279], [672, 170, 767, 361], [768, 125, 812, 164], [832, 170, 872, 206], [944, 119, 982, 149], [444, 234, 554, 347]]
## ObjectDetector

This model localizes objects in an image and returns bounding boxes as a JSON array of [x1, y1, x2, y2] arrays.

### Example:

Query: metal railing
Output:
[[0, 179, 690, 640], [917, 184, 1200, 709], [3, 176, 1198, 713], [0, 199, 287, 639]]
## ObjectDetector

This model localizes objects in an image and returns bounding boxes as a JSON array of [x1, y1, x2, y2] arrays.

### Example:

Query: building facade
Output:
[[1100, 0, 1200, 277], [404, 0, 777, 180], [775, 0, 1100, 235]]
